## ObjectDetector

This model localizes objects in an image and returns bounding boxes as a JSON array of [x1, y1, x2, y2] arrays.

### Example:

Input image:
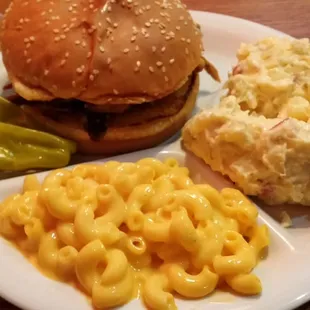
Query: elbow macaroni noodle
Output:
[[0, 158, 269, 309]]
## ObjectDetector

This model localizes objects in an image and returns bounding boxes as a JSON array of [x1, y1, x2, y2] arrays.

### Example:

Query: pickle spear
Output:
[[0, 96, 76, 171]]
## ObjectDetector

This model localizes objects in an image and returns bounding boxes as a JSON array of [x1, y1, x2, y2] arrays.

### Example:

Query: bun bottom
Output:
[[21, 74, 199, 155]]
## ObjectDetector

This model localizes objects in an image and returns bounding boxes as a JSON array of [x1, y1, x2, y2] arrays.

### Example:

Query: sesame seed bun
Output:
[[21, 73, 200, 155], [1, 0, 205, 105]]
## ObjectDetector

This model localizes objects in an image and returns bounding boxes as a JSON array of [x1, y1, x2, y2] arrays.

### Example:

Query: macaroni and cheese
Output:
[[0, 158, 269, 309]]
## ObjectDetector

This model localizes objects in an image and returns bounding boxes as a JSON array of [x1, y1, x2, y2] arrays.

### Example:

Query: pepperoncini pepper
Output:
[[0, 96, 76, 171]]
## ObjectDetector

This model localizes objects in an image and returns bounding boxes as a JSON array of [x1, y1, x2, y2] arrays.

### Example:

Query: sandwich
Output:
[[1, 0, 219, 155]]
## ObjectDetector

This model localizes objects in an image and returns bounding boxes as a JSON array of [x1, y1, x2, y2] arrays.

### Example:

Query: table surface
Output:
[[0, 0, 309, 310]]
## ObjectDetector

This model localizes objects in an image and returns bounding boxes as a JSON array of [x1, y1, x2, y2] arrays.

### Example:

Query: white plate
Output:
[[0, 10, 308, 310]]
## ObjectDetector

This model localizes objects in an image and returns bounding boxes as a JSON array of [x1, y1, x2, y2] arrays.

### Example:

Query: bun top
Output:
[[1, 0, 204, 105]]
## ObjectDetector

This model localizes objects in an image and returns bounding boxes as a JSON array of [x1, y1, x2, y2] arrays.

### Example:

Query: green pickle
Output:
[[0, 96, 76, 171]]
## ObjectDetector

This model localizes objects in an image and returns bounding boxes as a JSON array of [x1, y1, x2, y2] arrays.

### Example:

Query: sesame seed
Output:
[[135, 45, 140, 52], [76, 67, 84, 74], [87, 52, 92, 59], [185, 48, 189, 54], [60, 59, 66, 66], [113, 23, 118, 28], [161, 47, 166, 52], [134, 67, 139, 72], [45, 21, 50, 25], [186, 39, 191, 43], [75, 40, 81, 45], [60, 34, 66, 40], [131, 36, 136, 42], [169, 58, 175, 64], [53, 29, 60, 34], [89, 74, 95, 81], [156, 61, 163, 67], [113, 89, 119, 95], [99, 46, 105, 53], [161, 30, 166, 34], [72, 81, 76, 87], [123, 48, 130, 54], [145, 22, 151, 27], [181, 37, 186, 42], [152, 46, 156, 52], [44, 70, 49, 76], [176, 26, 181, 31], [82, 41, 86, 47], [93, 69, 99, 75], [26, 58, 32, 64], [162, 66, 166, 73], [165, 76, 169, 82], [88, 26, 96, 34], [107, 58, 111, 64], [65, 52, 70, 58], [136, 61, 141, 67], [54, 37, 60, 42], [24, 38, 29, 43], [149, 66, 154, 73]]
